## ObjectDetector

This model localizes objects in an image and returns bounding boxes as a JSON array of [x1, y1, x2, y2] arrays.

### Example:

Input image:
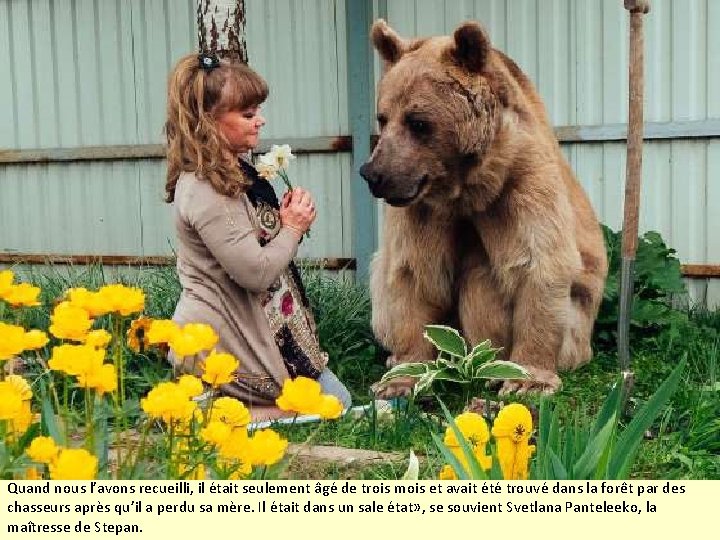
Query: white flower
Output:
[[256, 158, 278, 181], [269, 144, 295, 169]]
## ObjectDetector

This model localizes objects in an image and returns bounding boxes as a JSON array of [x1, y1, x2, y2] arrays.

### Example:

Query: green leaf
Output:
[[591, 379, 622, 437], [414, 371, 439, 395], [39, 380, 63, 444], [431, 432, 469, 480], [423, 325, 467, 358], [437, 399, 487, 480], [548, 448, 569, 480], [380, 362, 429, 382], [609, 356, 687, 479], [473, 361, 529, 380], [572, 414, 616, 479]]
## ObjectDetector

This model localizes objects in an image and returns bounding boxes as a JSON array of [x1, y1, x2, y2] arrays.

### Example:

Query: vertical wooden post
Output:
[[618, 0, 651, 397]]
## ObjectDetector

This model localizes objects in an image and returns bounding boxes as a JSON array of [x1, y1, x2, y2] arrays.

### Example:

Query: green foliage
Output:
[[595, 226, 687, 349], [381, 325, 528, 395]]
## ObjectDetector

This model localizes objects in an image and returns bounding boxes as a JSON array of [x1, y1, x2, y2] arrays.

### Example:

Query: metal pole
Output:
[[618, 0, 651, 399]]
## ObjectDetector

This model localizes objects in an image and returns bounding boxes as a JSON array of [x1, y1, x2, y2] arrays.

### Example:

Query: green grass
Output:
[[8, 263, 719, 479]]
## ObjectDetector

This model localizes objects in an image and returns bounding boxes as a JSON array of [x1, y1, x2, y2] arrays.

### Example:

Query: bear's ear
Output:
[[451, 21, 491, 73], [371, 19, 405, 65]]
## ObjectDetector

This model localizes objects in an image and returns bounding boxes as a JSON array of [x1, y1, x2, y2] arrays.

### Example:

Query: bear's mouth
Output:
[[384, 175, 429, 207]]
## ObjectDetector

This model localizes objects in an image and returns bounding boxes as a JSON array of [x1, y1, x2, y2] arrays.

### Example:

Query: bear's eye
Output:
[[377, 114, 388, 130], [405, 115, 432, 137]]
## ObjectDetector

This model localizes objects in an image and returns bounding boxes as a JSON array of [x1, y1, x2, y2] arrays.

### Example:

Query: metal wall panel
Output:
[[1, 0, 353, 262], [374, 0, 719, 306]]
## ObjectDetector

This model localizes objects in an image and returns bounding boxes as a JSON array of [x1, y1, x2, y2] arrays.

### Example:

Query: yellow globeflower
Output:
[[444, 412, 490, 449], [177, 374, 204, 398], [10, 400, 33, 436], [141, 382, 198, 425], [217, 429, 251, 461], [49, 448, 98, 480], [84, 329, 112, 349], [0, 380, 24, 420], [49, 344, 105, 378], [275, 376, 323, 415], [0, 269, 14, 297], [66, 288, 109, 317], [201, 350, 238, 387], [209, 397, 251, 429], [97, 284, 145, 316], [3, 283, 41, 307], [127, 317, 153, 353], [77, 363, 117, 394], [23, 329, 49, 350], [169, 323, 219, 358], [200, 421, 232, 447], [26, 436, 60, 464], [245, 429, 288, 466], [49, 301, 93, 342], [0, 322, 27, 361], [317, 395, 344, 420], [6, 374, 32, 401], [147, 319, 181, 345]]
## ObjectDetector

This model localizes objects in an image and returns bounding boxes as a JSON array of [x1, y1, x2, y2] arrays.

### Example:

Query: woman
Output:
[[164, 53, 351, 418]]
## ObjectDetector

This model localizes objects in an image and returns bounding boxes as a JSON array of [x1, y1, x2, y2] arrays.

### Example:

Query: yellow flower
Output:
[[23, 329, 49, 350], [201, 350, 238, 387], [26, 436, 60, 464], [96, 284, 145, 316], [444, 412, 490, 449], [147, 319, 181, 344], [439, 464, 457, 480], [49, 301, 93, 342], [66, 288, 109, 317], [77, 363, 117, 394], [169, 323, 219, 358], [10, 400, 33, 436], [245, 429, 288, 466], [177, 374, 204, 398], [127, 317, 153, 353], [217, 429, 250, 462], [491, 403, 533, 442], [3, 283, 41, 307], [492, 403, 535, 480], [49, 344, 105, 378], [275, 376, 323, 415], [0, 380, 24, 420], [141, 382, 198, 425], [209, 397, 251, 429], [49, 448, 98, 480], [6, 374, 32, 400], [317, 395, 344, 420], [0, 270, 14, 297], [0, 322, 27, 361], [200, 421, 232, 447], [84, 329, 112, 349]]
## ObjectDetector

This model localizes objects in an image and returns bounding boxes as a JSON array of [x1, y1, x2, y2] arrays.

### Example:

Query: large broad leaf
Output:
[[472, 360, 529, 380], [609, 356, 686, 479], [423, 325, 467, 358], [572, 413, 616, 479], [548, 448, 569, 480], [380, 362, 429, 383], [414, 370, 439, 395], [432, 368, 467, 384]]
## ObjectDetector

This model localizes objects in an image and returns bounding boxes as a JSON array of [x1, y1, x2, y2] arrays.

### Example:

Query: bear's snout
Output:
[[359, 162, 385, 195]]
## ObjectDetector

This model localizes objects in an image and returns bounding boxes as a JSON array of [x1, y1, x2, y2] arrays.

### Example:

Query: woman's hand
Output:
[[280, 187, 316, 237]]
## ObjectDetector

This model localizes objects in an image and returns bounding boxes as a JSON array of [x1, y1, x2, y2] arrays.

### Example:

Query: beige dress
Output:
[[170, 171, 326, 406]]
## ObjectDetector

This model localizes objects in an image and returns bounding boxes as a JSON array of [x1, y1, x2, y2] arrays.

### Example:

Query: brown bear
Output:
[[360, 20, 608, 396]]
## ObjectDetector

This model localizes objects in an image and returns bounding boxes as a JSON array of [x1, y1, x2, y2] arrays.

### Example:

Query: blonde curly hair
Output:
[[164, 54, 269, 203]]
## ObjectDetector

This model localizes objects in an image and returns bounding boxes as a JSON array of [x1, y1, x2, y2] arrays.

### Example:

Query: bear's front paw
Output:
[[371, 376, 416, 399], [498, 367, 562, 396]]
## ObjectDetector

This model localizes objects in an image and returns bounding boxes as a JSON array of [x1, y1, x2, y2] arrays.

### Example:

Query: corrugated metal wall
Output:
[[0, 0, 352, 260], [373, 0, 719, 306]]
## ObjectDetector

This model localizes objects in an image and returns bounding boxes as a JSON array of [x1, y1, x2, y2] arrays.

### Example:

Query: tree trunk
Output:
[[197, 0, 248, 64]]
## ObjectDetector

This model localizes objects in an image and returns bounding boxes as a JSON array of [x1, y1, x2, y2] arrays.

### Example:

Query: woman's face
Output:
[[216, 106, 266, 154]]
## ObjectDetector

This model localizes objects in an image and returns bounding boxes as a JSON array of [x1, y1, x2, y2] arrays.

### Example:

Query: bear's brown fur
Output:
[[360, 20, 608, 396]]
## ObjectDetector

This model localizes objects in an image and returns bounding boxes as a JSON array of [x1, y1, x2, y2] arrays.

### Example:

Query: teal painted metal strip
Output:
[[345, 0, 376, 282]]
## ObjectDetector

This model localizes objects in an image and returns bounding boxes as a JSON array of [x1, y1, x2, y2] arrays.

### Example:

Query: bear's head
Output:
[[360, 20, 506, 208]]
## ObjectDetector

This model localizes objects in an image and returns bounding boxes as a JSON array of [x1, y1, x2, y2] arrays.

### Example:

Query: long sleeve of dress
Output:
[[185, 179, 299, 293]]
